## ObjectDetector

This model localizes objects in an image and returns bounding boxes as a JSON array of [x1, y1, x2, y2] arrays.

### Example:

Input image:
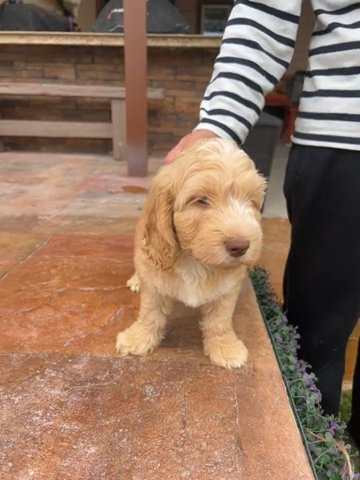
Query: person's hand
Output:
[[163, 130, 219, 164]]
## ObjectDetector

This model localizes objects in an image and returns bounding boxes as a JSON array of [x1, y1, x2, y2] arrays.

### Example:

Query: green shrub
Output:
[[250, 268, 359, 480]]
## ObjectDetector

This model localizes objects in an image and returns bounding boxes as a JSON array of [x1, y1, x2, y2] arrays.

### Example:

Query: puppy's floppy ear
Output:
[[253, 173, 267, 212], [142, 166, 179, 270]]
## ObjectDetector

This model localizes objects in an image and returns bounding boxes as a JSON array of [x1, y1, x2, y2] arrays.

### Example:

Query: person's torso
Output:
[[294, 0, 360, 149]]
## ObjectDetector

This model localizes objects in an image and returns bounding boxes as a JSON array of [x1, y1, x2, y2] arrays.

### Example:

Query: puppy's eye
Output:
[[250, 197, 262, 210], [195, 196, 210, 206], [246, 194, 260, 210]]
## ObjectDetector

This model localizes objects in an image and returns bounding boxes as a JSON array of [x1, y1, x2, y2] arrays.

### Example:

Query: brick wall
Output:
[[0, 44, 216, 156]]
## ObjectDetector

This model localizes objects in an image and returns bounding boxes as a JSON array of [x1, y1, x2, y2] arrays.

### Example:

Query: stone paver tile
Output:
[[0, 232, 47, 278], [57, 192, 145, 219], [34, 216, 138, 235], [0, 353, 314, 480], [0, 215, 43, 233], [0, 184, 77, 217], [37, 234, 134, 259], [0, 254, 132, 295], [0, 261, 16, 278], [0, 282, 138, 354], [91, 156, 162, 177], [0, 229, 276, 365], [0, 154, 111, 218], [0, 245, 137, 354], [77, 174, 150, 194], [0, 152, 103, 177], [0, 241, 282, 370]]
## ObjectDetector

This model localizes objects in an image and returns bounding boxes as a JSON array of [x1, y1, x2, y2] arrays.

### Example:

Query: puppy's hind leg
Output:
[[116, 290, 171, 357], [200, 288, 248, 369]]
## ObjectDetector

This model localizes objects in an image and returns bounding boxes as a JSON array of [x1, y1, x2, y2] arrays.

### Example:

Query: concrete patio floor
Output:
[[0, 150, 315, 479]]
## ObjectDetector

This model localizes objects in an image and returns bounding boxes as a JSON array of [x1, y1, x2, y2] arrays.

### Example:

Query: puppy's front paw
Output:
[[204, 335, 248, 369], [126, 272, 141, 293], [116, 322, 163, 357]]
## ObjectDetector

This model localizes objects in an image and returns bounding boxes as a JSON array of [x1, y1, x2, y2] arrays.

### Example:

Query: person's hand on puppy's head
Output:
[[163, 130, 219, 164]]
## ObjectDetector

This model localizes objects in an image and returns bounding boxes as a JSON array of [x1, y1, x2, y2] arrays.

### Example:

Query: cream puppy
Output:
[[116, 138, 266, 368]]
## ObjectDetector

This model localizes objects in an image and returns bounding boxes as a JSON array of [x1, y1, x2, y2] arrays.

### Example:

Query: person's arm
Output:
[[165, 1, 301, 163], [196, 0, 301, 144]]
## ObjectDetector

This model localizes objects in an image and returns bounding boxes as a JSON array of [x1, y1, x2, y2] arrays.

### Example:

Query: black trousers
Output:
[[283, 144, 360, 443]]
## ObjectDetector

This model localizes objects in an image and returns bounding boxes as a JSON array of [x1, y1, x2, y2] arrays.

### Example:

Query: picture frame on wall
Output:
[[201, 4, 231, 36]]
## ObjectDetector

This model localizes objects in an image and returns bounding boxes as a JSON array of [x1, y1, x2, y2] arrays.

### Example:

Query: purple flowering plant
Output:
[[250, 267, 359, 480]]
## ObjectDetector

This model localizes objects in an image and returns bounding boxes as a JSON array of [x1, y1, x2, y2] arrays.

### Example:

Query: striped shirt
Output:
[[195, 0, 360, 151]]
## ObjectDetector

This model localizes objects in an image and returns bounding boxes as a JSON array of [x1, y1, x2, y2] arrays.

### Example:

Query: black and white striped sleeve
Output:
[[195, 0, 302, 144]]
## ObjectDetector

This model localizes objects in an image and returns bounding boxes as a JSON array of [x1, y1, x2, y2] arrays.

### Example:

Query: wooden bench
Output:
[[0, 83, 164, 161]]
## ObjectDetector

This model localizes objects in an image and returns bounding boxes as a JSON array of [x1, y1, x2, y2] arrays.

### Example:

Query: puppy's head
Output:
[[142, 138, 266, 270]]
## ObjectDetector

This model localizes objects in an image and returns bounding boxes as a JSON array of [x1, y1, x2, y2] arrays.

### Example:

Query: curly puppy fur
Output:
[[116, 138, 266, 368]]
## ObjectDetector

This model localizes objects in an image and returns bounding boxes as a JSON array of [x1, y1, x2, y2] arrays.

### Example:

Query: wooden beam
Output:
[[0, 83, 164, 100], [0, 83, 127, 99], [0, 32, 221, 48], [111, 99, 126, 161], [123, 0, 148, 177], [0, 120, 112, 138]]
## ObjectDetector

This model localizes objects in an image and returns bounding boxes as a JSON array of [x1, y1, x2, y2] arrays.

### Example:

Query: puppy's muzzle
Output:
[[224, 239, 250, 258]]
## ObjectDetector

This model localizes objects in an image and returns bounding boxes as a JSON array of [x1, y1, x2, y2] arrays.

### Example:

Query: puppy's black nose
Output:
[[225, 239, 250, 257]]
